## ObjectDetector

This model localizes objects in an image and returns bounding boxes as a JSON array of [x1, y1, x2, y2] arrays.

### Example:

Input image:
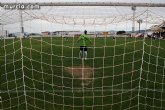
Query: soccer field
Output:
[[0, 37, 165, 110]]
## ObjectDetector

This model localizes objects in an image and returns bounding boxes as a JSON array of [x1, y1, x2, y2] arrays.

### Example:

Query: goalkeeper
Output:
[[77, 30, 93, 60]]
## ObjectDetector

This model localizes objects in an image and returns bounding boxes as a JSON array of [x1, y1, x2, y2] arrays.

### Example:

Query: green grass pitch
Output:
[[0, 37, 165, 110]]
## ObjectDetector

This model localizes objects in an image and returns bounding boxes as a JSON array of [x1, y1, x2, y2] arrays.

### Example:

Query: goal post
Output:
[[1, 2, 165, 7]]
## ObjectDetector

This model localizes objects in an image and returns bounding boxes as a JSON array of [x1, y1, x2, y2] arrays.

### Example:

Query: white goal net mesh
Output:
[[0, 0, 165, 110]]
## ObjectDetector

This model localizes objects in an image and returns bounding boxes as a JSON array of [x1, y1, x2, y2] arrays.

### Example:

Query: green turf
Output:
[[0, 37, 165, 110]]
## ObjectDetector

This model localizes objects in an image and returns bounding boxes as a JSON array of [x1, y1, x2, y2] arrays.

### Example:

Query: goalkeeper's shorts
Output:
[[80, 46, 87, 51]]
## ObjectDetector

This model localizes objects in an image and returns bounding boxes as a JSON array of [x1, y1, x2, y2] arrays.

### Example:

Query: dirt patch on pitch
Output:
[[64, 66, 94, 86]]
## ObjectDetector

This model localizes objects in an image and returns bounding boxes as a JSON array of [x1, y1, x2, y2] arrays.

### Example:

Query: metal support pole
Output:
[[139, 23, 140, 33], [20, 10, 24, 34], [132, 6, 136, 33], [19, 10, 24, 38], [137, 19, 143, 33]]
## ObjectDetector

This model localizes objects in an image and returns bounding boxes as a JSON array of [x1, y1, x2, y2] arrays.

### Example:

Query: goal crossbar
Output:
[[0, 2, 165, 7]]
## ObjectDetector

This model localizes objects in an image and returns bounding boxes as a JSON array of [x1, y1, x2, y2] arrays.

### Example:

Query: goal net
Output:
[[0, 0, 165, 110]]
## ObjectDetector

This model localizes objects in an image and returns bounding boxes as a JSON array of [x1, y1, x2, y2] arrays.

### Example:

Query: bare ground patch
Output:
[[64, 65, 95, 86]]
